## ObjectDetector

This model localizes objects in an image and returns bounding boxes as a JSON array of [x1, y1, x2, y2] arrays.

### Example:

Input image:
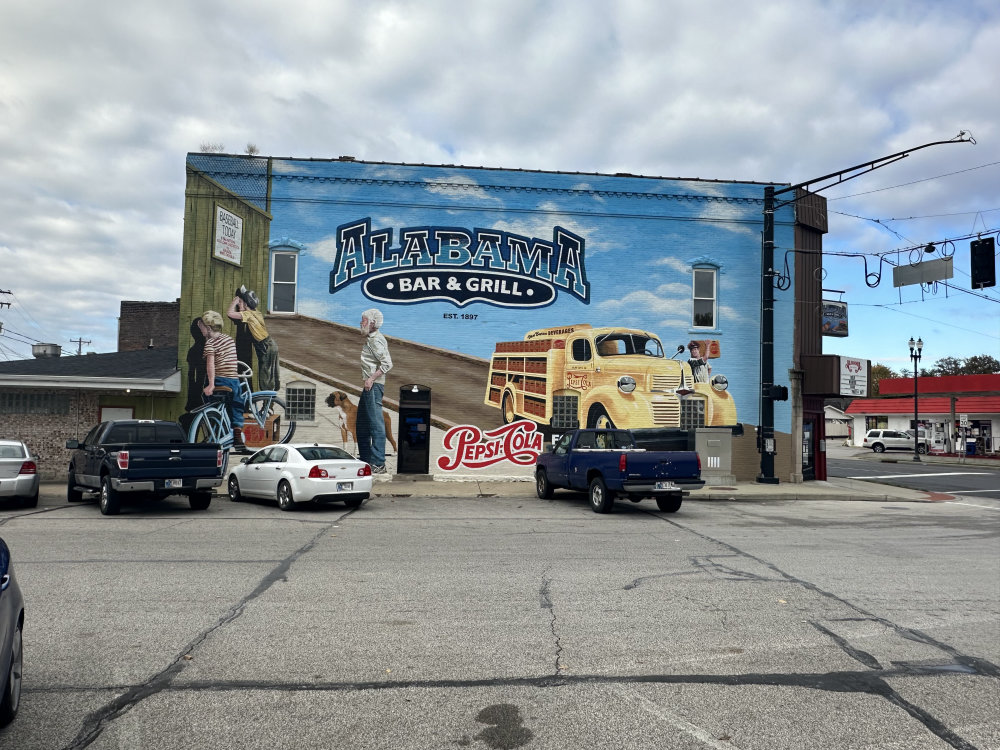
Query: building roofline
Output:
[[186, 151, 787, 189], [0, 372, 181, 393]]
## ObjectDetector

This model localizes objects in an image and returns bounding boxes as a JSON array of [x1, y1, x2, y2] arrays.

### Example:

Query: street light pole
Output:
[[909, 337, 923, 462], [756, 132, 972, 483]]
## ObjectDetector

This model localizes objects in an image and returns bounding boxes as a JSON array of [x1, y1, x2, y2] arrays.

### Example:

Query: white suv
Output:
[[863, 429, 928, 454]]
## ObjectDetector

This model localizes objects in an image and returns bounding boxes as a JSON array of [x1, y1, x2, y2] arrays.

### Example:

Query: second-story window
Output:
[[692, 267, 717, 329]]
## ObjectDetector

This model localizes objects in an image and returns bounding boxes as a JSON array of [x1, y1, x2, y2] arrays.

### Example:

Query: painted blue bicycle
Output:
[[187, 361, 296, 451]]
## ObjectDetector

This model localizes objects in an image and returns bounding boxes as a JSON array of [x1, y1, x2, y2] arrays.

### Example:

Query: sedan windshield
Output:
[[594, 334, 663, 357]]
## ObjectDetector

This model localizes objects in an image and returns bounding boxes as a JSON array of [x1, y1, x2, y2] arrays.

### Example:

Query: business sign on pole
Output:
[[892, 257, 953, 288], [213, 205, 243, 265], [821, 300, 848, 337], [960, 414, 969, 428], [839, 357, 868, 396]]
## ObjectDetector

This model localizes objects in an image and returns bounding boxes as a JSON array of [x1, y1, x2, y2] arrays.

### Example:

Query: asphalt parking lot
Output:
[[0, 482, 997, 749]]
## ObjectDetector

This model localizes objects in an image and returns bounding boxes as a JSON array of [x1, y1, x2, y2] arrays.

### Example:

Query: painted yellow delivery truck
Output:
[[484, 324, 737, 430]]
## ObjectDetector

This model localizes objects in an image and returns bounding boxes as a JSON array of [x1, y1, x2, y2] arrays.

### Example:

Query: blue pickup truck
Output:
[[66, 419, 225, 515], [535, 428, 704, 513]]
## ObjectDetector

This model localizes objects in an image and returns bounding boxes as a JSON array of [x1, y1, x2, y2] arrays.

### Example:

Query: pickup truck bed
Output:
[[535, 428, 703, 513]]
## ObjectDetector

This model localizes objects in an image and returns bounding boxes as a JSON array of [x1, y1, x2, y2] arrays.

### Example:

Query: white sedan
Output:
[[226, 443, 372, 511]]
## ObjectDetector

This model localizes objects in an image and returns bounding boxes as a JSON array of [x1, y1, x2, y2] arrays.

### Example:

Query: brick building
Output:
[[0, 302, 183, 479], [118, 300, 180, 351]]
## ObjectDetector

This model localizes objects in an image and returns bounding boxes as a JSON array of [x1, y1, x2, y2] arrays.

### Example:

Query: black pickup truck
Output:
[[535, 428, 704, 513], [66, 420, 225, 515]]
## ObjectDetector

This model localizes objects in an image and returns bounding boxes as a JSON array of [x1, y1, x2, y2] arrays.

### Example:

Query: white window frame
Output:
[[692, 266, 717, 329], [270, 250, 299, 314]]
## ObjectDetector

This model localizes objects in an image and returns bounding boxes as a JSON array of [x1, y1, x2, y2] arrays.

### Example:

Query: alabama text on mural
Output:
[[329, 218, 590, 307]]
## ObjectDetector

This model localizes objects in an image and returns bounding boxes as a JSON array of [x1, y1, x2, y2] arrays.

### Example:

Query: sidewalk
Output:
[[376, 475, 942, 502], [373, 448, 998, 502]]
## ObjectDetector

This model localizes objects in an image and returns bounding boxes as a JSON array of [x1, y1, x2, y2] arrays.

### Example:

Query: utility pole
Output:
[[69, 337, 91, 355], [757, 131, 974, 484]]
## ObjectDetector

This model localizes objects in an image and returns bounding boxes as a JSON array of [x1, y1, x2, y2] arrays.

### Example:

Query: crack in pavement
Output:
[[538, 573, 564, 675], [642, 510, 998, 750], [41, 503, 996, 750], [61, 513, 351, 750]]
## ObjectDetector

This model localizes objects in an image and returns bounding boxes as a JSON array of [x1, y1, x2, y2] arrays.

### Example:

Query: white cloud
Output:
[[1, 0, 998, 362]]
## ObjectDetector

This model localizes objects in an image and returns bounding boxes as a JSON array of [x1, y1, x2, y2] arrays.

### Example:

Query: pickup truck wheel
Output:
[[587, 405, 615, 430], [227, 475, 242, 502], [655, 494, 683, 513], [67, 471, 84, 502], [917, 444, 928, 454], [189, 492, 213, 511], [589, 476, 614, 513], [277, 480, 296, 511], [100, 476, 121, 516], [536, 470, 553, 499]]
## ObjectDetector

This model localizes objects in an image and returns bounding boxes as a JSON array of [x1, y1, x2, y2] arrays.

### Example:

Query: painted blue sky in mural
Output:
[[269, 160, 795, 366]]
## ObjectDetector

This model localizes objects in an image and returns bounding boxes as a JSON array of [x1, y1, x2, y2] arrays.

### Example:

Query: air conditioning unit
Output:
[[32, 343, 62, 358]]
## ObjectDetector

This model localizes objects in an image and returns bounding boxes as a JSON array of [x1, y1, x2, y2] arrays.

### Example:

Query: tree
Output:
[[245, 143, 259, 156], [870, 363, 899, 396], [926, 356, 964, 376], [199, 141, 226, 153], [925, 354, 1000, 376], [961, 354, 1000, 374]]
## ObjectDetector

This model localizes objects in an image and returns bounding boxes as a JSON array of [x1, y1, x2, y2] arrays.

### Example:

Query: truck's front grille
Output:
[[651, 373, 682, 391], [680, 397, 706, 429], [651, 400, 680, 425]]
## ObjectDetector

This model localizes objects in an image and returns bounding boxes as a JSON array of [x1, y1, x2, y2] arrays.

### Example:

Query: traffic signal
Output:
[[971, 237, 996, 289]]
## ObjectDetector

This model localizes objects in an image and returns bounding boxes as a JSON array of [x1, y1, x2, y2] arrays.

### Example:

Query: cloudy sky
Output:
[[1, 0, 998, 374]]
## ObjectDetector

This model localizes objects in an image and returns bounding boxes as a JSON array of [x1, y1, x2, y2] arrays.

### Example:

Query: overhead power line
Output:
[[827, 160, 1000, 201]]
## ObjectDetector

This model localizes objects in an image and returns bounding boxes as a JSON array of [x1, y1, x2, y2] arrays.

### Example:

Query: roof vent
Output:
[[32, 343, 62, 358]]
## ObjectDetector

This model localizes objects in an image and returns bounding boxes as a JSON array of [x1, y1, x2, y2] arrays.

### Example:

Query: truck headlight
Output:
[[711, 374, 729, 392], [617, 375, 636, 394]]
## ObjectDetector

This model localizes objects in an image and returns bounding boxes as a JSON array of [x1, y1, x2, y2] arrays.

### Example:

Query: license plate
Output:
[[655, 481, 677, 491], [337, 482, 353, 491], [165, 479, 183, 489]]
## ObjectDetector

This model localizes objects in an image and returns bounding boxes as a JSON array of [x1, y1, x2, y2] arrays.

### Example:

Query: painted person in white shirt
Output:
[[358, 309, 393, 473]]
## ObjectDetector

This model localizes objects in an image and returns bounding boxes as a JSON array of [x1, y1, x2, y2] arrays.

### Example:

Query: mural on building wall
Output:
[[227, 285, 280, 392], [186, 155, 799, 473], [181, 285, 289, 453]]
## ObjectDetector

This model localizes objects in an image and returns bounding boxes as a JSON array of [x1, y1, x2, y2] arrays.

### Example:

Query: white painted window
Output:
[[270, 251, 298, 314], [692, 267, 717, 328]]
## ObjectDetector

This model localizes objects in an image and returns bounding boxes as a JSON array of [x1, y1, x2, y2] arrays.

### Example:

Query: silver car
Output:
[[226, 443, 373, 511], [863, 429, 928, 454], [0, 440, 39, 508]]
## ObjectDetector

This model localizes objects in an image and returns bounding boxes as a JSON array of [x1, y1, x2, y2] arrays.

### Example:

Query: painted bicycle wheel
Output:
[[246, 394, 296, 446], [188, 408, 231, 447]]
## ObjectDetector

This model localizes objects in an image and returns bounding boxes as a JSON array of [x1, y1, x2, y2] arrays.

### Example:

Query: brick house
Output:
[[0, 340, 182, 481]]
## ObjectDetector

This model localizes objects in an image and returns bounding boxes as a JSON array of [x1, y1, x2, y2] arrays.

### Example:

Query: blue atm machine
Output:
[[397, 384, 431, 474]]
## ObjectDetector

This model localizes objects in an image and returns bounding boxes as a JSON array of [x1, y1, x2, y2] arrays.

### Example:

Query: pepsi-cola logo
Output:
[[437, 421, 543, 471]]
